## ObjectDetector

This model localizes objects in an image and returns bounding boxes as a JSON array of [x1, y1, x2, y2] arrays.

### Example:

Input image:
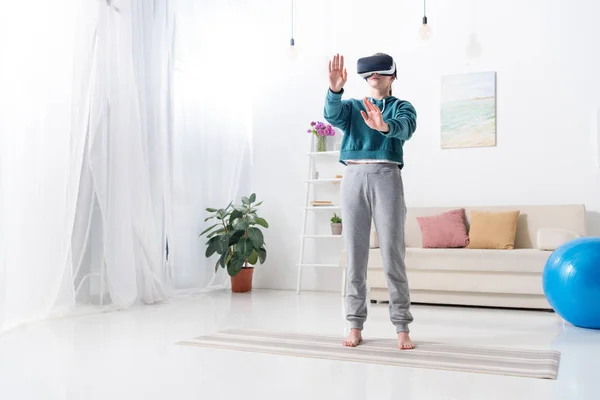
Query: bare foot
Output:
[[343, 329, 363, 347], [398, 332, 415, 350]]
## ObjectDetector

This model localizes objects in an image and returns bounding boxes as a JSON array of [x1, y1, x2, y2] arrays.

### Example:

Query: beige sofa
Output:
[[339, 205, 587, 310]]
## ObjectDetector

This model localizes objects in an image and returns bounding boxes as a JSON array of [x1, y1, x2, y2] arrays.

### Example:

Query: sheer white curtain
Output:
[[170, 0, 254, 290], [0, 0, 82, 334], [0, 0, 254, 335], [63, 0, 175, 309], [0, 0, 177, 334]]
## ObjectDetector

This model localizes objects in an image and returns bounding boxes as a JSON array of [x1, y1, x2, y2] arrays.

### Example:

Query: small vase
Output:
[[316, 135, 326, 152]]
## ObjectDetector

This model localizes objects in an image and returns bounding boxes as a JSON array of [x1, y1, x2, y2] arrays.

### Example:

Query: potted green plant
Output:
[[200, 193, 268, 293], [331, 213, 342, 235]]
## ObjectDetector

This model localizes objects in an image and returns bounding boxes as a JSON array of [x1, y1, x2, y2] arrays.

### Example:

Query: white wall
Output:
[[249, 0, 600, 292]]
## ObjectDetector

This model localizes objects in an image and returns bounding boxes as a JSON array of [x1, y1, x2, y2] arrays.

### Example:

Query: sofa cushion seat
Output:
[[404, 248, 552, 274], [360, 248, 552, 274]]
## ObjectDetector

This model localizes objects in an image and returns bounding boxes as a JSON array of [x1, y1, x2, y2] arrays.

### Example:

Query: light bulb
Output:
[[420, 16, 432, 40], [288, 38, 298, 60]]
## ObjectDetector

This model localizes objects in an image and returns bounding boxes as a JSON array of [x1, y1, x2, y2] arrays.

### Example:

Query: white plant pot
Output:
[[331, 223, 342, 235]]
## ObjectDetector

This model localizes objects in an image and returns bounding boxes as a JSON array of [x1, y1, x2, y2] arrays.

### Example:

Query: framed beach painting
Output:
[[440, 71, 497, 149]]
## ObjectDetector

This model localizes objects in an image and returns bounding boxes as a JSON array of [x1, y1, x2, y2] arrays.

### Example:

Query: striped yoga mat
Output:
[[177, 329, 560, 380]]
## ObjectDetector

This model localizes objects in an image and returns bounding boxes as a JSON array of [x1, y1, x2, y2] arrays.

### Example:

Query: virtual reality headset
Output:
[[357, 54, 396, 79]]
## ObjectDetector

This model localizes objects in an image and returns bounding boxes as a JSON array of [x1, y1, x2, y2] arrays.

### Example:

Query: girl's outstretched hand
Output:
[[328, 53, 347, 93], [361, 98, 389, 132]]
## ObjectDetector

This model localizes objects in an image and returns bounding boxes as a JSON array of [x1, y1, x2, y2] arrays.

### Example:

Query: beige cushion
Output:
[[467, 210, 520, 249], [536, 228, 581, 250]]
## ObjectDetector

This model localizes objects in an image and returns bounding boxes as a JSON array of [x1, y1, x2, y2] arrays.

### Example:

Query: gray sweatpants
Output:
[[341, 163, 413, 333]]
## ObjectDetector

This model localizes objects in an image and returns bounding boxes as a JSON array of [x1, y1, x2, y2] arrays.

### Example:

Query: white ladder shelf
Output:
[[296, 134, 344, 295]]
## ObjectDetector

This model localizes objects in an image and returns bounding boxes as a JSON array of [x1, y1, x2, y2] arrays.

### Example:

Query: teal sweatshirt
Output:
[[323, 88, 417, 168]]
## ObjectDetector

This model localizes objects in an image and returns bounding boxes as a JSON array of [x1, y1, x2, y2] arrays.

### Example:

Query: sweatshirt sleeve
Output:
[[380, 100, 417, 141], [323, 88, 352, 131]]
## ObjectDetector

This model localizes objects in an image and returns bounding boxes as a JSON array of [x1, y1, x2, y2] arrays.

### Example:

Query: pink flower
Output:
[[307, 120, 335, 137]]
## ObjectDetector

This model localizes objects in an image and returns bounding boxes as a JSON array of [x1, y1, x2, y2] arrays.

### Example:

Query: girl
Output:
[[324, 53, 417, 350]]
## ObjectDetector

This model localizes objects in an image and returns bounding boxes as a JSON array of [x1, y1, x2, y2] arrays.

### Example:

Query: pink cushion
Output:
[[416, 209, 470, 248]]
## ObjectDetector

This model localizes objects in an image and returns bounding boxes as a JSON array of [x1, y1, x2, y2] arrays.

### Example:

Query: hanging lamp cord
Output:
[[290, 0, 295, 45]]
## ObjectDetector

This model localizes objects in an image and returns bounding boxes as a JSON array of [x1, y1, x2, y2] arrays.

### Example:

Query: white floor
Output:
[[1, 290, 599, 400]]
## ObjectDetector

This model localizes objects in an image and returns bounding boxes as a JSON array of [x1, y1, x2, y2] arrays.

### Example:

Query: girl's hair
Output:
[[373, 52, 395, 96]]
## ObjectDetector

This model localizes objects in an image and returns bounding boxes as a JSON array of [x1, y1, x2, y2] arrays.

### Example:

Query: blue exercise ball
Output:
[[543, 237, 600, 329]]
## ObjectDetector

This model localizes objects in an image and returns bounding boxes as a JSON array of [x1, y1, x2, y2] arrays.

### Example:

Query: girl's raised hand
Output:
[[360, 98, 389, 132], [328, 53, 348, 93]]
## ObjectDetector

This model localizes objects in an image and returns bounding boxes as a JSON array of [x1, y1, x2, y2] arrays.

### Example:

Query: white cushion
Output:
[[536, 228, 581, 251]]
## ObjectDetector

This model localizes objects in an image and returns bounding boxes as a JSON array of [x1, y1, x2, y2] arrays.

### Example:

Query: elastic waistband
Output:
[[345, 163, 400, 173]]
